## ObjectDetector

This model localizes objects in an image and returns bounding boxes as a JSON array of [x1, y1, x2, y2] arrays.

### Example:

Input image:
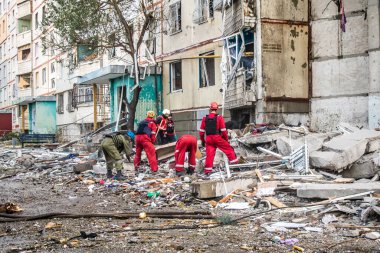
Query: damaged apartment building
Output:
[[161, 0, 310, 133], [165, 0, 379, 133]]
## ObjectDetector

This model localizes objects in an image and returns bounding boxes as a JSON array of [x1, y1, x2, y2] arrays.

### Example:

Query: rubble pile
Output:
[[1, 122, 380, 251]]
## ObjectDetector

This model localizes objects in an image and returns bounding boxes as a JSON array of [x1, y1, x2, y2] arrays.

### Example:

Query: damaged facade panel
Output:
[[222, 0, 309, 126]]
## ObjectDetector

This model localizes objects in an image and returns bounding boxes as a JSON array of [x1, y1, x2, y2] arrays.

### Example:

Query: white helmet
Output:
[[162, 109, 170, 116]]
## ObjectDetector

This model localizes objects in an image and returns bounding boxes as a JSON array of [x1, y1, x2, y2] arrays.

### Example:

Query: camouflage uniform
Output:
[[101, 133, 132, 172]]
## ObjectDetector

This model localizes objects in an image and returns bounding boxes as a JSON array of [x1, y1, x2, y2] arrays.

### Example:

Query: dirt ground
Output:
[[1, 174, 380, 253]]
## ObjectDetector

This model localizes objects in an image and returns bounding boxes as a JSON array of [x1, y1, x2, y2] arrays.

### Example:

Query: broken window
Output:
[[51, 62, 55, 73], [169, 1, 181, 34], [57, 93, 64, 114], [20, 48, 30, 61], [199, 51, 215, 88], [193, 0, 214, 24], [170, 61, 182, 92]]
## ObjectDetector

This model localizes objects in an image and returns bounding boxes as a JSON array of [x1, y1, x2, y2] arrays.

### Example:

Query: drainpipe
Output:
[[255, 0, 263, 123], [93, 83, 97, 130]]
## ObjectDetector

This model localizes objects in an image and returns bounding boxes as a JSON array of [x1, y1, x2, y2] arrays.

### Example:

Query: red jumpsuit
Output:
[[134, 118, 158, 172], [199, 113, 238, 173], [175, 135, 197, 172]]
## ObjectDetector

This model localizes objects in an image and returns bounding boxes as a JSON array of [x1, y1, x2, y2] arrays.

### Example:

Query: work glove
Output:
[[201, 141, 205, 147]]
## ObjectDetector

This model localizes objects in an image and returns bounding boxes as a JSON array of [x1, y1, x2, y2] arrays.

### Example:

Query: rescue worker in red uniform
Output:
[[155, 109, 170, 145], [199, 102, 238, 175], [134, 111, 158, 173], [174, 135, 197, 176]]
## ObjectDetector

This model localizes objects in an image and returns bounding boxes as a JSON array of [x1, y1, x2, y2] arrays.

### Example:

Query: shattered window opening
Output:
[[170, 61, 182, 92], [199, 51, 215, 88], [169, 1, 182, 34]]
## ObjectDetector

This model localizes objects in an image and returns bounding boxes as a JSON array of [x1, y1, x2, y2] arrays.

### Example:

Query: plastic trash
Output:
[[147, 191, 160, 198]]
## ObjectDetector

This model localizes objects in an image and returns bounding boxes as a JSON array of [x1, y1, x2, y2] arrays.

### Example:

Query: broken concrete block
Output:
[[191, 174, 257, 199], [310, 136, 368, 171], [342, 152, 380, 179], [240, 131, 288, 145], [345, 130, 380, 153], [73, 160, 96, 174], [296, 183, 380, 199], [276, 133, 332, 156]]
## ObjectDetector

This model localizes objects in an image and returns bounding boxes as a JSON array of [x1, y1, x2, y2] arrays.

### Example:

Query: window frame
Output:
[[199, 51, 215, 88], [169, 1, 181, 35], [169, 61, 182, 92]]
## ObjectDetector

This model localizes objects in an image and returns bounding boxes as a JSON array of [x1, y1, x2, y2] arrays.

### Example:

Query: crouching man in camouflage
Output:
[[101, 132, 133, 180]]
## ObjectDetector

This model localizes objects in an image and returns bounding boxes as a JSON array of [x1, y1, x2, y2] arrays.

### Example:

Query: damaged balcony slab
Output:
[[295, 183, 380, 199], [239, 131, 288, 145], [310, 136, 368, 172], [191, 174, 257, 199], [342, 151, 380, 179]]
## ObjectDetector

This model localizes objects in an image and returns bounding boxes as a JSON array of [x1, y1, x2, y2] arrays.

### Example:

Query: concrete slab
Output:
[[240, 131, 288, 145], [345, 129, 380, 153], [276, 133, 333, 156], [342, 152, 380, 179], [191, 174, 257, 199], [296, 182, 380, 199]]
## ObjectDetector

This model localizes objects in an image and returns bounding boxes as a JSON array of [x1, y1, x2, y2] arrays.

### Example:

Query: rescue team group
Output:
[[101, 102, 239, 180]]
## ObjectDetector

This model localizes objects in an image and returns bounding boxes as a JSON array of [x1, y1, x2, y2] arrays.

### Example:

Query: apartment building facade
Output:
[[159, 0, 227, 136], [0, 0, 18, 134]]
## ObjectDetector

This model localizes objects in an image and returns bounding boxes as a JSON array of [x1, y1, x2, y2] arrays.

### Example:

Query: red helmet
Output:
[[209, 102, 219, 110]]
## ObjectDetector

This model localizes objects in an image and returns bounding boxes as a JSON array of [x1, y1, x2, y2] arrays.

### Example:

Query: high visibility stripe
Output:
[[189, 164, 196, 168], [175, 164, 184, 167], [205, 167, 213, 170], [199, 129, 205, 132], [230, 158, 239, 163], [151, 131, 156, 134], [221, 128, 227, 131], [175, 150, 180, 153]]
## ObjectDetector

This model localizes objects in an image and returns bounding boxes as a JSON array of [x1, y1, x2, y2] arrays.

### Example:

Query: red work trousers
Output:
[[205, 135, 238, 172], [175, 135, 197, 172], [134, 134, 158, 172]]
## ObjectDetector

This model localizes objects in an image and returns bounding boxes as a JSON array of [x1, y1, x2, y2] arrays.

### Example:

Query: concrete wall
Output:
[[162, 42, 223, 111], [310, 0, 379, 131]]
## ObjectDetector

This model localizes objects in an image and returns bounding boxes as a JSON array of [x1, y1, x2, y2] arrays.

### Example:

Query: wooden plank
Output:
[[255, 169, 265, 183], [264, 197, 287, 208]]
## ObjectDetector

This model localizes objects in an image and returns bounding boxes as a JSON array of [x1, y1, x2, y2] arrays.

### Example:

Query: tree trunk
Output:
[[126, 85, 142, 131]]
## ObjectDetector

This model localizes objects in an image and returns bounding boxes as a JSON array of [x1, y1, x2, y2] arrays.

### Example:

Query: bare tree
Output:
[[43, 0, 165, 130]]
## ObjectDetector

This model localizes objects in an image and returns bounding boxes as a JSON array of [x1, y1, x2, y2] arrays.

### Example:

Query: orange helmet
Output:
[[209, 102, 219, 110], [146, 111, 155, 118]]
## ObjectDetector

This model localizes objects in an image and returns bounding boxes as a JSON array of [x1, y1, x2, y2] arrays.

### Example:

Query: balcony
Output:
[[18, 60, 32, 75], [17, 1, 31, 19], [18, 87, 32, 98], [17, 30, 31, 48], [12, 88, 32, 105]]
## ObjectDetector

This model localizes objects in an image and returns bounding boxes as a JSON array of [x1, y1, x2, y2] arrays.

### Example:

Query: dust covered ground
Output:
[[1, 174, 380, 253]]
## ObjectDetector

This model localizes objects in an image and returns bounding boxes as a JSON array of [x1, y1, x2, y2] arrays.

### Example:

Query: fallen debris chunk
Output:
[[0, 203, 23, 214], [257, 181, 277, 197], [45, 222, 62, 229], [295, 183, 380, 199], [191, 174, 257, 199], [322, 214, 338, 224], [364, 232, 380, 240]]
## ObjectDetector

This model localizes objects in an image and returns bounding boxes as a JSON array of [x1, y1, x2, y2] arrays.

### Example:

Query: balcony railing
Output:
[[18, 60, 32, 75], [17, 30, 31, 48], [17, 1, 31, 19]]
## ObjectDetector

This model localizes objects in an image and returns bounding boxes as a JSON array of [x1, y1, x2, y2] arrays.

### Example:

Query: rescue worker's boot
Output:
[[106, 169, 114, 179], [115, 170, 126, 181], [175, 170, 185, 177]]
